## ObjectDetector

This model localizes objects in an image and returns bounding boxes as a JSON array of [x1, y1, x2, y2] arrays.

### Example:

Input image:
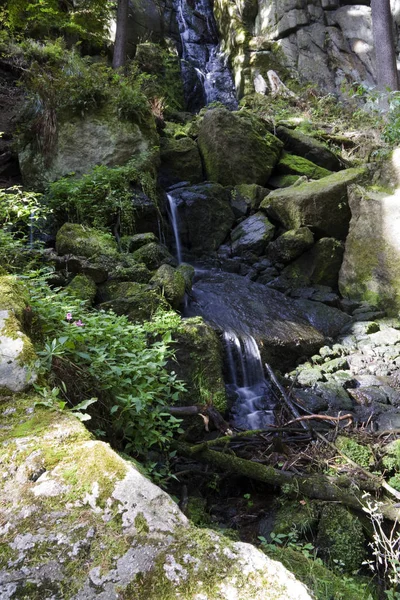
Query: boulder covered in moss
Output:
[[167, 183, 235, 255], [56, 223, 118, 259], [19, 111, 158, 190], [276, 126, 342, 171], [316, 504, 366, 572], [275, 152, 332, 180], [64, 253, 152, 285], [231, 212, 275, 256], [262, 168, 366, 240], [159, 136, 203, 187], [66, 274, 97, 304], [0, 310, 36, 393], [0, 392, 314, 599], [97, 281, 170, 322], [121, 232, 158, 253], [149, 264, 186, 309], [268, 227, 314, 264], [132, 242, 176, 270], [0, 275, 29, 323], [231, 184, 270, 215], [198, 108, 282, 186], [339, 186, 400, 314], [177, 263, 195, 293], [168, 317, 227, 413]]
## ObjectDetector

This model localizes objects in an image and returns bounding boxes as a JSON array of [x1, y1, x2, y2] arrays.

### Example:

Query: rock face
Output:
[[159, 136, 203, 187], [262, 168, 365, 240], [0, 393, 313, 600], [19, 112, 158, 190], [339, 186, 400, 314], [197, 108, 282, 186], [167, 183, 235, 255]]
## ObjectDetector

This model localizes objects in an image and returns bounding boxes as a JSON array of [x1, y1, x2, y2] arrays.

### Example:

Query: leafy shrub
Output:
[[28, 276, 186, 456]]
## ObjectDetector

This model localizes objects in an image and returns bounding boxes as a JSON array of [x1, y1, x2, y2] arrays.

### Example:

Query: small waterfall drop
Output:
[[167, 193, 183, 264], [223, 331, 276, 430], [174, 0, 238, 111]]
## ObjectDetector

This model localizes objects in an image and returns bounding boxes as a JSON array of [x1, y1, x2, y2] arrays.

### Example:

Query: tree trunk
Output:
[[112, 0, 129, 70], [371, 0, 399, 91]]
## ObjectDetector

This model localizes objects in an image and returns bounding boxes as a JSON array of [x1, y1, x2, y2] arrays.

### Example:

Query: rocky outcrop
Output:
[[159, 136, 203, 187], [198, 108, 282, 186], [0, 392, 313, 599], [275, 126, 342, 172], [261, 168, 366, 240], [19, 111, 158, 190], [339, 185, 400, 315]]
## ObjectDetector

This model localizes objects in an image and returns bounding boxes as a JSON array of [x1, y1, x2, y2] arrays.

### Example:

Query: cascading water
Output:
[[174, 0, 238, 111], [166, 192, 183, 264], [223, 331, 276, 430]]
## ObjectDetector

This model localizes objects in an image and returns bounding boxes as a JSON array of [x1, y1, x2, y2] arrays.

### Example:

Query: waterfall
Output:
[[223, 330, 276, 430], [166, 193, 183, 264], [174, 0, 238, 111]]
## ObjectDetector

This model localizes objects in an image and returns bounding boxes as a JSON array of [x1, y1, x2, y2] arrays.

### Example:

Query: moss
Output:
[[0, 275, 28, 322], [132, 242, 175, 271], [134, 512, 150, 535], [186, 497, 211, 527], [276, 152, 332, 180], [55, 223, 118, 259], [149, 264, 186, 309], [316, 504, 366, 572], [335, 436, 374, 469], [66, 274, 97, 304], [98, 281, 171, 322], [273, 500, 320, 536]]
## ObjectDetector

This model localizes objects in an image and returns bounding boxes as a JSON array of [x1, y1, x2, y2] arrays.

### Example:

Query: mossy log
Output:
[[176, 443, 400, 521]]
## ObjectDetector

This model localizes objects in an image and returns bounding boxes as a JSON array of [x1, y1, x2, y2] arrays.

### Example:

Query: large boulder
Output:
[[339, 186, 400, 314], [268, 227, 314, 264], [261, 168, 366, 240], [231, 212, 275, 256], [159, 136, 203, 187], [197, 108, 282, 186], [19, 112, 158, 190], [166, 183, 235, 255], [56, 224, 118, 259], [149, 264, 186, 309], [275, 126, 342, 171], [275, 152, 332, 180], [0, 393, 313, 599]]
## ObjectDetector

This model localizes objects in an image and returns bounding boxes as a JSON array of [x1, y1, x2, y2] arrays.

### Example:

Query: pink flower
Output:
[[66, 312, 72, 321], [74, 320, 84, 327]]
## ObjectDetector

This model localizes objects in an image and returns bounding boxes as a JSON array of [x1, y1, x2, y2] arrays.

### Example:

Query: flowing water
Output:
[[174, 0, 238, 111], [166, 193, 183, 264]]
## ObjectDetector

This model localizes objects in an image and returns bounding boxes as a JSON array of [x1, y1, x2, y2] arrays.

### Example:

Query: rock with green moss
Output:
[[19, 111, 158, 190], [97, 281, 170, 322], [66, 274, 97, 304], [339, 186, 400, 315], [276, 126, 342, 171], [149, 264, 186, 309], [132, 242, 176, 270], [335, 436, 374, 469], [121, 232, 158, 252], [0, 275, 28, 322], [159, 136, 203, 187], [268, 227, 314, 264], [316, 504, 366, 572], [65, 253, 152, 285], [168, 318, 227, 413], [0, 310, 36, 393], [269, 174, 303, 188], [231, 212, 275, 256], [0, 393, 313, 599], [177, 263, 195, 293], [167, 183, 235, 255], [56, 223, 118, 259], [232, 184, 270, 214], [272, 238, 344, 290], [262, 168, 366, 240], [276, 152, 332, 180], [273, 500, 320, 536], [198, 107, 282, 186]]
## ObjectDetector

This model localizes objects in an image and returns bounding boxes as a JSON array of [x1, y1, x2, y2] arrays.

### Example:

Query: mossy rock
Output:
[[273, 500, 320, 536], [316, 504, 366, 572], [168, 318, 227, 413], [149, 264, 186, 309], [0, 275, 28, 323], [335, 436, 374, 469], [56, 223, 118, 259], [268, 227, 314, 264], [262, 168, 366, 240], [0, 310, 37, 393], [132, 242, 176, 270], [198, 107, 282, 186], [159, 136, 203, 187], [232, 183, 270, 211], [97, 281, 170, 322], [120, 232, 158, 253], [276, 152, 332, 180], [177, 263, 195, 293], [66, 274, 97, 304], [269, 174, 302, 189], [276, 126, 342, 171], [231, 212, 275, 256]]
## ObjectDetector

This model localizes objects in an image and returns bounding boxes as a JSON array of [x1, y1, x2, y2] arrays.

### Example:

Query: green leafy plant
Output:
[[259, 529, 317, 561], [28, 275, 186, 456], [34, 384, 97, 421]]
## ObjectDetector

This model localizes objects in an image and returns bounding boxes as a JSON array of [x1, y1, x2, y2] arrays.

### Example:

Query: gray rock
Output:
[[0, 310, 36, 393], [231, 212, 275, 256], [267, 227, 314, 264], [276, 126, 342, 171]]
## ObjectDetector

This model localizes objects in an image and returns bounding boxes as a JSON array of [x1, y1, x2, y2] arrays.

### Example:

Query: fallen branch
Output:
[[264, 363, 310, 431], [167, 404, 233, 435], [175, 442, 400, 521], [286, 414, 353, 428]]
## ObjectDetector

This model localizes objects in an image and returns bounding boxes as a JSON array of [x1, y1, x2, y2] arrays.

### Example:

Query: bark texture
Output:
[[371, 0, 399, 90], [112, 0, 129, 69]]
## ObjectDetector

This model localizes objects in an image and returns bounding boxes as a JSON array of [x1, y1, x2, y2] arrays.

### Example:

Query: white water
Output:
[[223, 330, 275, 430], [167, 193, 183, 264]]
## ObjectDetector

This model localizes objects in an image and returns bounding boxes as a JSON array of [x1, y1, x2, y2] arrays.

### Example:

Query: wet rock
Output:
[[262, 168, 365, 240], [231, 212, 275, 256], [267, 227, 314, 264], [198, 108, 283, 186], [292, 298, 351, 338], [293, 389, 329, 412], [275, 126, 342, 171], [313, 381, 353, 411]]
